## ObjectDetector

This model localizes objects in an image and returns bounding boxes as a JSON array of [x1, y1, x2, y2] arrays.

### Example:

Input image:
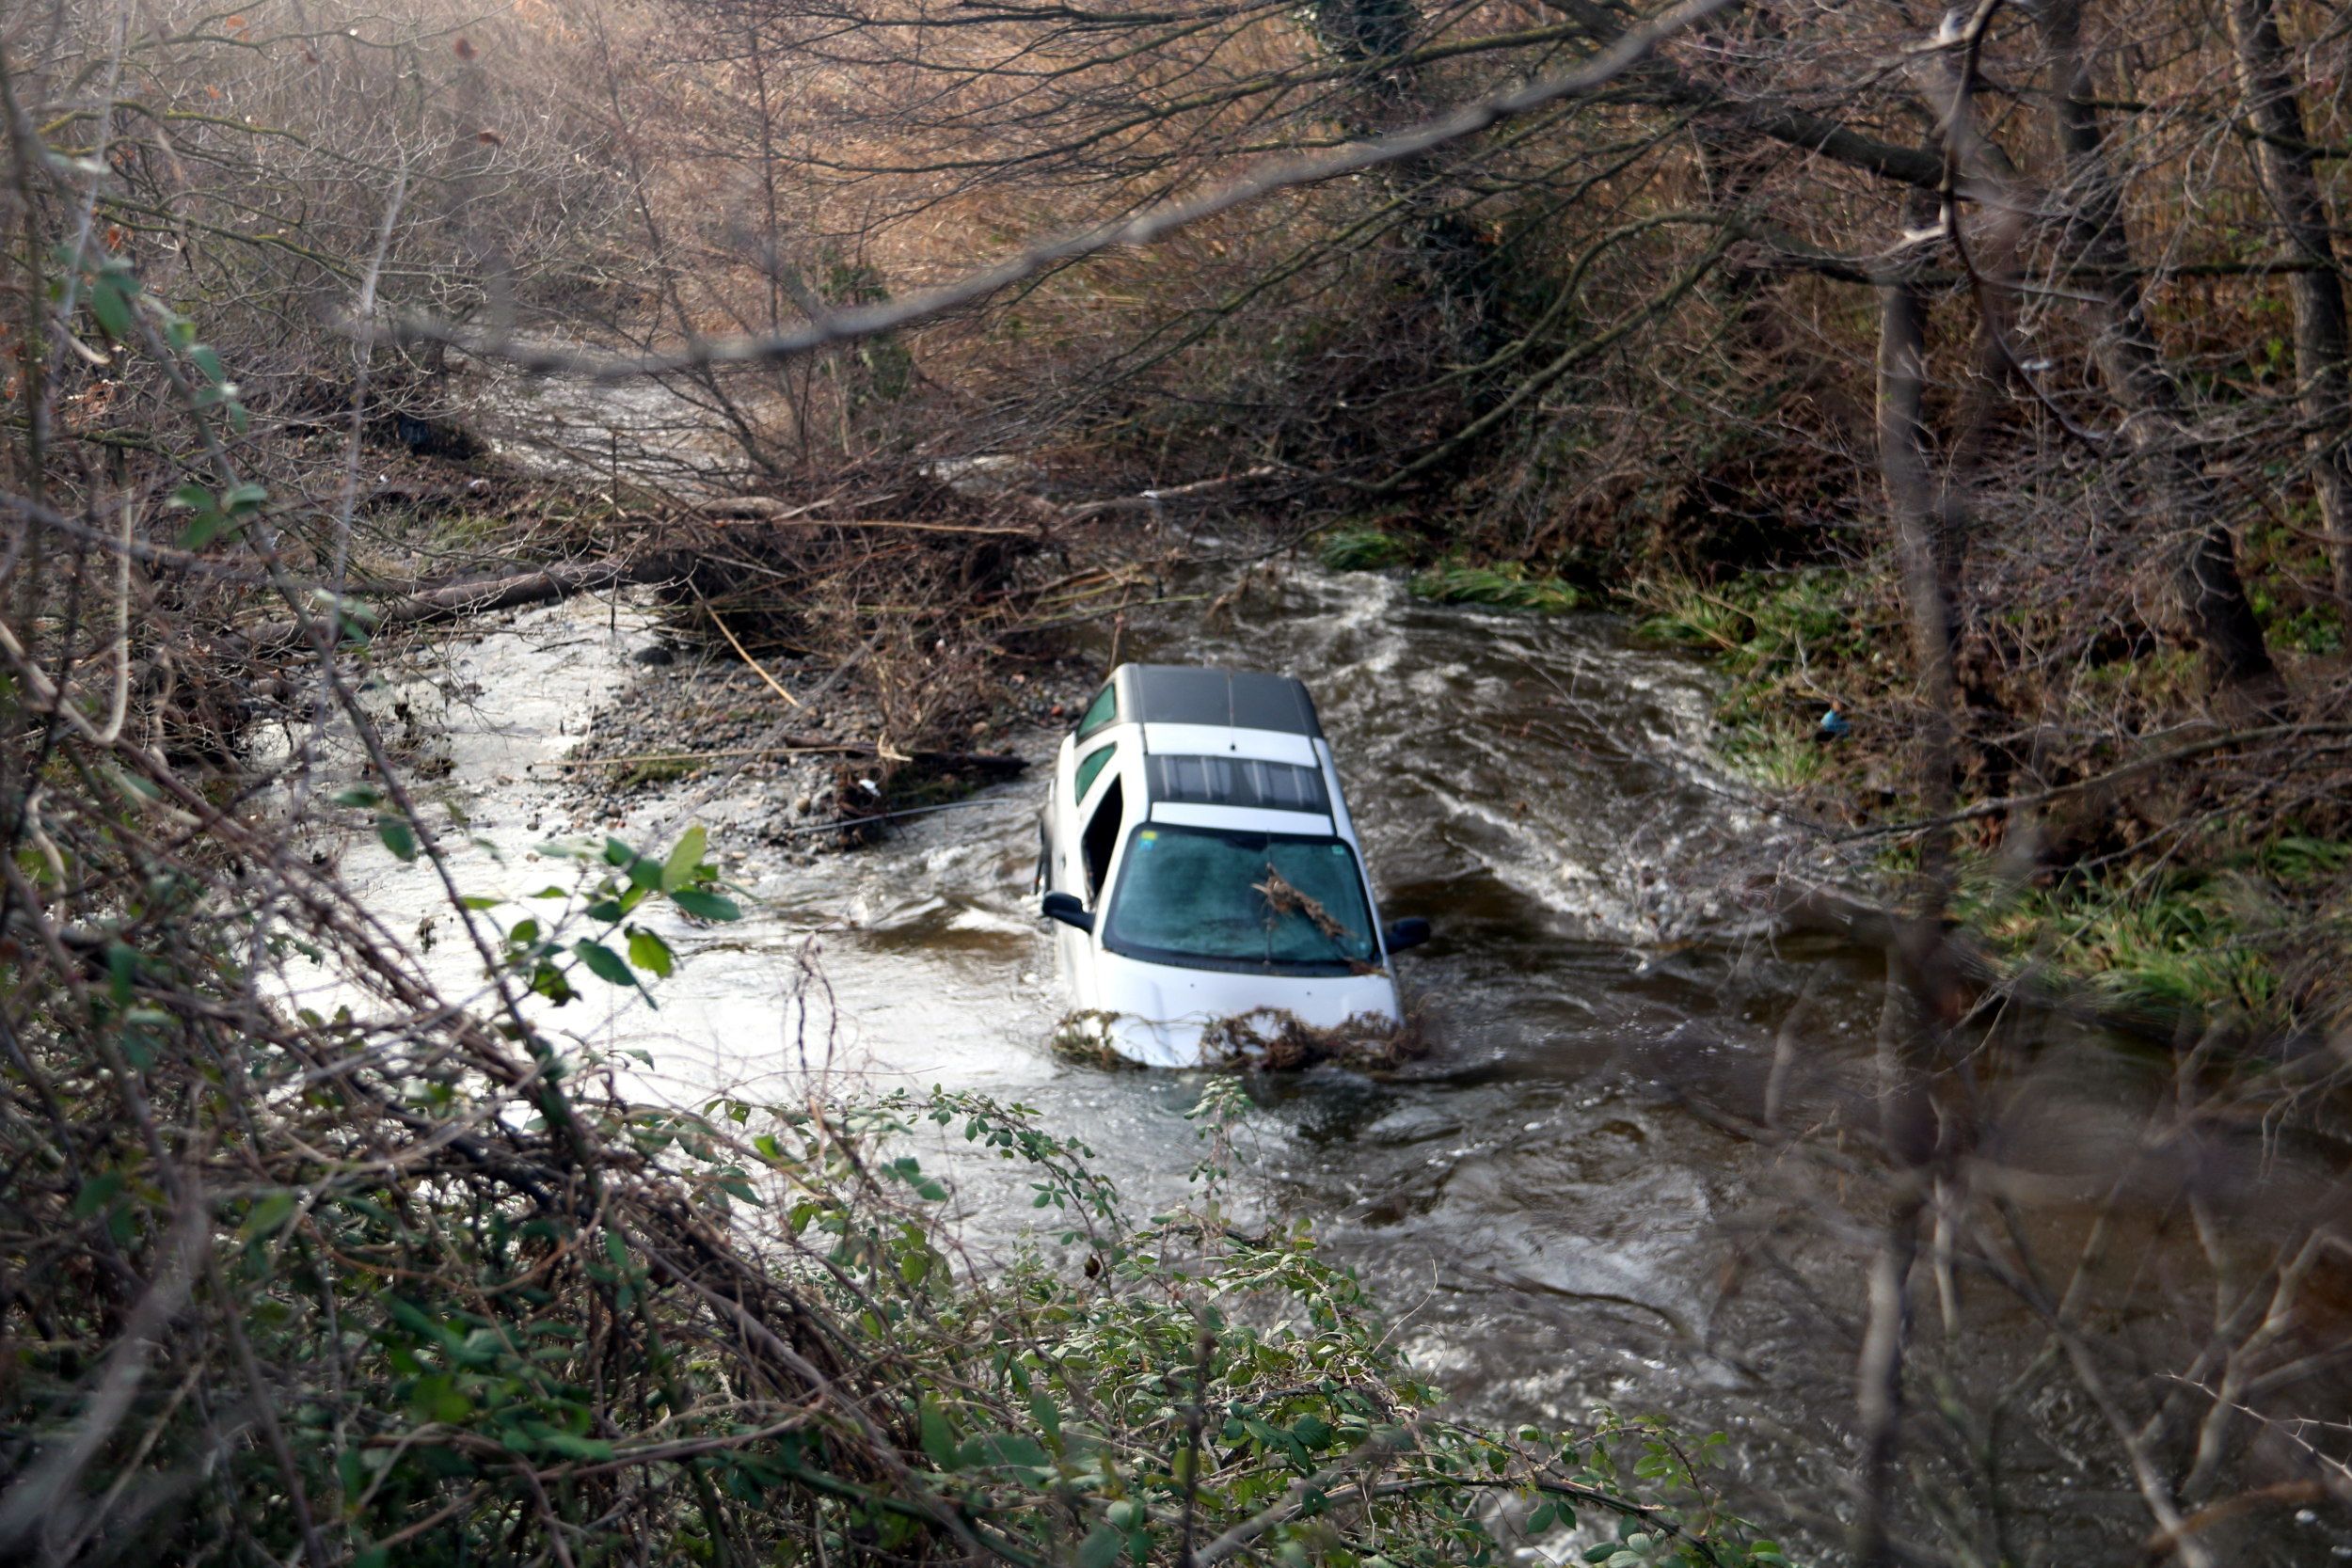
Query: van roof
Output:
[[1110, 664, 1323, 738]]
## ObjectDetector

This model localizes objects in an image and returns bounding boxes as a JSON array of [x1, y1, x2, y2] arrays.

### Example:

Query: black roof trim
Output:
[[1109, 664, 1323, 738]]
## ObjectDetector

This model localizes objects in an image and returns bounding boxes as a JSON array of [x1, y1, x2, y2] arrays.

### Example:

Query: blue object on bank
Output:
[[1818, 708, 1851, 740]]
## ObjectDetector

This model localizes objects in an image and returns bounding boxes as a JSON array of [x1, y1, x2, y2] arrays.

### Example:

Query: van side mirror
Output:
[[1384, 916, 1431, 955], [1041, 891, 1095, 933]]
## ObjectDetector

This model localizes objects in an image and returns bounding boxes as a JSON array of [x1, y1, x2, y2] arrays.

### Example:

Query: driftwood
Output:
[[535, 740, 1026, 775], [690, 496, 1040, 538], [230, 554, 693, 654], [1060, 465, 1279, 519]]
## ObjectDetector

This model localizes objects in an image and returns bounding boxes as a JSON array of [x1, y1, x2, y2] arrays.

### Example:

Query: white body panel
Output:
[[1148, 801, 1331, 835], [1064, 949, 1403, 1069], [1041, 689, 1403, 1069], [1139, 722, 1319, 766]]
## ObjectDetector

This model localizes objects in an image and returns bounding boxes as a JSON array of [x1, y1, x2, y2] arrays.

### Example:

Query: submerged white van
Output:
[[1036, 663, 1429, 1067]]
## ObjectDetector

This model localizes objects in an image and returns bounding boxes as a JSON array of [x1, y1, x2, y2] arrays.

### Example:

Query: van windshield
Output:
[[1102, 825, 1376, 972]]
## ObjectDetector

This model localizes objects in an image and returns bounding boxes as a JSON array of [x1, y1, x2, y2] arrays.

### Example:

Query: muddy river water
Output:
[[294, 551, 2348, 1563]]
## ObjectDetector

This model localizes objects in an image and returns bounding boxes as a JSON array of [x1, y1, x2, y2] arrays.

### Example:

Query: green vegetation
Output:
[[1317, 529, 1582, 613], [1637, 560, 2352, 1027], [1962, 867, 2280, 1018], [1717, 719, 1828, 791], [1409, 559, 1581, 613], [1631, 568, 1881, 685], [1632, 569, 1881, 788], [1948, 836, 2352, 1024], [1318, 527, 1414, 571]]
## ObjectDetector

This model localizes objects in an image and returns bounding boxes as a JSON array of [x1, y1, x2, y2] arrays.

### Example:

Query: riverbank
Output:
[[1312, 522, 2352, 1041]]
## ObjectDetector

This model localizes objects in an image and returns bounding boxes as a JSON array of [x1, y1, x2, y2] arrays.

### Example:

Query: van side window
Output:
[[1074, 682, 1117, 741], [1073, 742, 1115, 802], [1080, 779, 1123, 902]]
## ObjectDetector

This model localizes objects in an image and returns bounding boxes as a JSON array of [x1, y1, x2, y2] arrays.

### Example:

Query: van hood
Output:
[[1073, 952, 1403, 1068]]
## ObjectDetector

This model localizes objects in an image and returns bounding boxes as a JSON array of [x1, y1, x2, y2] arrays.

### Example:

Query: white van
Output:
[[1037, 663, 1429, 1067]]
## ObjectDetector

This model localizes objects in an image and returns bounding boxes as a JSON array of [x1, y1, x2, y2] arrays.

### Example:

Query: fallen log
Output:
[[230, 553, 693, 654], [693, 496, 822, 521], [532, 740, 1026, 775]]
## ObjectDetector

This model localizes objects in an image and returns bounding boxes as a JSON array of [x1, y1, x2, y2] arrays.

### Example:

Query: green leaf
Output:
[[411, 1372, 475, 1425], [572, 939, 639, 991], [103, 942, 139, 1006], [240, 1190, 296, 1242], [1079, 1526, 1123, 1568], [190, 344, 227, 385], [667, 888, 739, 923], [87, 275, 134, 341], [331, 784, 381, 808], [919, 1396, 959, 1469], [72, 1171, 124, 1219], [168, 482, 212, 512], [662, 825, 707, 893], [626, 927, 675, 978], [375, 814, 417, 863], [177, 510, 235, 551]]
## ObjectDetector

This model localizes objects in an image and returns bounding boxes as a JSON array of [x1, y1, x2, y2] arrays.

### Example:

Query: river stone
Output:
[[632, 643, 675, 666], [1364, 1105, 1461, 1146]]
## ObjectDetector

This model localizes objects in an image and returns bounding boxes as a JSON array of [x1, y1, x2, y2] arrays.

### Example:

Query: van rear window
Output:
[[1145, 754, 1327, 814], [1074, 683, 1118, 740]]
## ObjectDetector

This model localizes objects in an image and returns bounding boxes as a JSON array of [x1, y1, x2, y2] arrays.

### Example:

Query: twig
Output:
[[691, 579, 802, 708]]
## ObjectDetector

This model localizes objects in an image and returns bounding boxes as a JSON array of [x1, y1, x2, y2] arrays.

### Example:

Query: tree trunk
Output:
[[2224, 0, 2352, 604], [1877, 240, 1961, 900], [2040, 0, 2281, 703]]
